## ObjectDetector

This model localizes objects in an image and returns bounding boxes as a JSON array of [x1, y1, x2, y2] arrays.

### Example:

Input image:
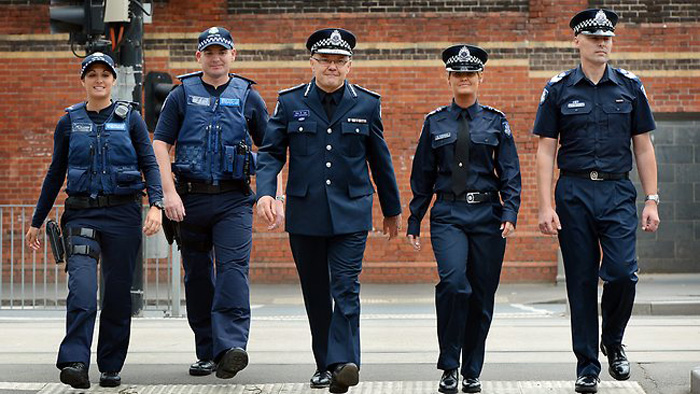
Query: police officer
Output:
[[256, 28, 402, 393], [407, 45, 521, 394], [534, 9, 659, 394], [152, 27, 277, 379], [25, 53, 163, 389]]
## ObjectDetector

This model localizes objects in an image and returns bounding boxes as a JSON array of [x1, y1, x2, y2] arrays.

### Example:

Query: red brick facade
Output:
[[1, 0, 698, 283]]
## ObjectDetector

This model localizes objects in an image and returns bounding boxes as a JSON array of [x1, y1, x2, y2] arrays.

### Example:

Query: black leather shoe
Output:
[[59, 362, 90, 389], [462, 377, 481, 393], [601, 342, 631, 381], [438, 369, 458, 393], [189, 359, 216, 376], [216, 348, 248, 379], [575, 375, 599, 393], [329, 363, 359, 393], [310, 370, 331, 388], [99, 371, 121, 387]]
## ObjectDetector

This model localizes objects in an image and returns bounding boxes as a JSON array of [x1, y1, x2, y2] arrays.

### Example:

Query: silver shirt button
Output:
[[326, 179, 331, 185], [327, 128, 332, 134], [326, 145, 332, 151], [326, 162, 332, 168]]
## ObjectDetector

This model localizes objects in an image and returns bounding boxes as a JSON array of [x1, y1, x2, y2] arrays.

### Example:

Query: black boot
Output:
[[99, 371, 121, 387], [438, 369, 458, 394], [601, 342, 631, 380], [59, 362, 90, 389]]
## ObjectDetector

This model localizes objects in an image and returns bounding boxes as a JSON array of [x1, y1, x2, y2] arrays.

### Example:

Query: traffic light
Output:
[[49, 0, 105, 45], [144, 71, 174, 132]]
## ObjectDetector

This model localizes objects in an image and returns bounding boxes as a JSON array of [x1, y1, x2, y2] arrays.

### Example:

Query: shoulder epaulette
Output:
[[278, 83, 306, 95], [65, 102, 86, 112], [231, 73, 256, 85], [617, 68, 640, 81], [425, 105, 448, 119], [177, 71, 204, 81], [482, 105, 505, 117], [353, 84, 381, 98], [548, 69, 574, 85]]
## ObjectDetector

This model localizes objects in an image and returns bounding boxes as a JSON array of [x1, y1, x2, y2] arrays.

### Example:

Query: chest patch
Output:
[[219, 98, 240, 107], [293, 110, 310, 119], [72, 123, 92, 133], [434, 132, 452, 141], [189, 95, 210, 106], [347, 118, 368, 124], [105, 123, 126, 131], [567, 100, 586, 109]]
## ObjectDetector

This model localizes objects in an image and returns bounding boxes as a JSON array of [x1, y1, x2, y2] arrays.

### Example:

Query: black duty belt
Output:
[[65, 194, 139, 209], [437, 191, 497, 204], [176, 179, 250, 195], [561, 170, 629, 181]]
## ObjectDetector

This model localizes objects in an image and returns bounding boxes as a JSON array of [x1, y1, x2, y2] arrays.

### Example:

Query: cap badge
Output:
[[594, 10, 609, 25], [330, 30, 342, 45], [209, 27, 219, 34], [458, 46, 471, 61]]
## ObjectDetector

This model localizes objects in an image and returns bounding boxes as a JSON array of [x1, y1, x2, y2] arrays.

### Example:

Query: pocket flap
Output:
[[116, 170, 142, 183], [341, 122, 369, 136], [288, 121, 317, 134], [561, 103, 593, 115], [285, 181, 309, 197], [431, 132, 457, 148], [470, 132, 500, 146], [602, 102, 632, 114], [348, 183, 375, 198]]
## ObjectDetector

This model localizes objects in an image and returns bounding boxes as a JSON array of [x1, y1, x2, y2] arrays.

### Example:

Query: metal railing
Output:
[[0, 205, 183, 316]]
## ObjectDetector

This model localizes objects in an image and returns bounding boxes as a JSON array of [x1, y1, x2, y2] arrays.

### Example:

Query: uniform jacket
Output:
[[256, 79, 402, 236]]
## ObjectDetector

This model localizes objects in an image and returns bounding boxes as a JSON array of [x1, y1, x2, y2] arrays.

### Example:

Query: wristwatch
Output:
[[151, 200, 165, 210], [644, 194, 660, 205]]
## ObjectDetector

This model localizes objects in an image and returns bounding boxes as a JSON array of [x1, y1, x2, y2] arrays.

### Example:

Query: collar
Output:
[[570, 64, 619, 86], [317, 83, 345, 104], [85, 101, 115, 114], [449, 99, 481, 120]]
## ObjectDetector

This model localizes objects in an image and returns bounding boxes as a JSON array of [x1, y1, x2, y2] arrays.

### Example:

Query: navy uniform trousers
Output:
[[555, 176, 638, 377], [288, 231, 367, 371], [430, 199, 506, 378], [179, 189, 254, 361], [57, 201, 141, 373]]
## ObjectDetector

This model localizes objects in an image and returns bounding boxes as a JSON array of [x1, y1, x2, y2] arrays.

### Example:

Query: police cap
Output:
[[442, 44, 488, 73], [570, 9, 618, 37], [306, 28, 356, 57], [80, 52, 117, 79], [198, 26, 234, 51]]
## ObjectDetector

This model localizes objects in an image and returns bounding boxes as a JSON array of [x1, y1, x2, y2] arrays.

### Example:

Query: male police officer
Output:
[[153, 27, 273, 379], [256, 28, 402, 393], [534, 9, 659, 393]]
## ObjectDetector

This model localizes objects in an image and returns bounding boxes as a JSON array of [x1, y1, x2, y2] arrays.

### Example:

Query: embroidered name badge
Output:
[[567, 100, 586, 109], [105, 123, 126, 131], [434, 132, 451, 141], [347, 118, 368, 124], [189, 95, 210, 106], [293, 110, 310, 118], [220, 98, 240, 107], [72, 123, 92, 133]]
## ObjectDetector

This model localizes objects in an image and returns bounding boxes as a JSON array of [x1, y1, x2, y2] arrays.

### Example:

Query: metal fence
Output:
[[0, 205, 183, 316]]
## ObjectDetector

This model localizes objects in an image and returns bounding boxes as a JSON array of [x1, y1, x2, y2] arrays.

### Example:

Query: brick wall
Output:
[[1, 0, 698, 283]]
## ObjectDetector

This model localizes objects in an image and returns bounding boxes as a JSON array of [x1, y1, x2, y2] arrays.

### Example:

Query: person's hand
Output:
[[268, 198, 286, 230], [641, 202, 660, 232], [143, 206, 162, 236], [538, 207, 561, 236], [407, 234, 421, 251], [256, 196, 276, 229], [26, 226, 41, 250], [164, 190, 186, 222], [500, 221, 515, 238], [383, 214, 402, 240]]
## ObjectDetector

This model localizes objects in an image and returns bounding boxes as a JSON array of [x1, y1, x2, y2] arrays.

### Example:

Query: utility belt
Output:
[[436, 191, 498, 204], [65, 194, 140, 210], [46, 221, 100, 265], [176, 179, 251, 195], [561, 170, 629, 181]]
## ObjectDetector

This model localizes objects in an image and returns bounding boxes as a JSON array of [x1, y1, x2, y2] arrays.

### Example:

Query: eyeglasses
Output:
[[310, 57, 350, 67]]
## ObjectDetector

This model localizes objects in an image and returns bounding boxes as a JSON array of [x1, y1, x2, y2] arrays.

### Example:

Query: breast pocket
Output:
[[341, 122, 369, 157], [470, 131, 500, 170], [602, 101, 632, 139], [431, 132, 456, 173], [560, 104, 593, 139], [287, 121, 317, 156]]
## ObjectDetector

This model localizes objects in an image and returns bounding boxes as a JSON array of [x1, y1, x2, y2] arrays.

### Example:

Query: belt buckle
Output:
[[466, 192, 477, 204], [186, 182, 193, 193], [589, 171, 602, 181]]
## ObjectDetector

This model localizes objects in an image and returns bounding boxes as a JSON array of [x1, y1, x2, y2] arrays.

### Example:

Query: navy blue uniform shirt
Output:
[[32, 102, 163, 228], [407, 101, 521, 236], [153, 76, 268, 146], [532, 65, 656, 173]]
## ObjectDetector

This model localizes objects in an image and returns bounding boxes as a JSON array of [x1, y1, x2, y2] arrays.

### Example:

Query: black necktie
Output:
[[322, 93, 334, 120], [452, 110, 470, 195]]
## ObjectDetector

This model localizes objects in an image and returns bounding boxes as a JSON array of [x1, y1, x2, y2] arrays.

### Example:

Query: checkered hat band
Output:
[[446, 55, 484, 69], [198, 36, 234, 50], [81, 59, 114, 76], [311, 37, 351, 53], [574, 18, 614, 34]]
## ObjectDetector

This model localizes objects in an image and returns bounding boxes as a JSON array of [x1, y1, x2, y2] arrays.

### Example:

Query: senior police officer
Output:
[[534, 9, 659, 394], [26, 52, 163, 389], [256, 28, 402, 393], [153, 27, 278, 379], [407, 45, 521, 394]]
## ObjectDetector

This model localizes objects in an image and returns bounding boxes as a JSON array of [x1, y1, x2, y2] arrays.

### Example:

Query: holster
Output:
[[162, 215, 182, 249], [46, 220, 65, 264]]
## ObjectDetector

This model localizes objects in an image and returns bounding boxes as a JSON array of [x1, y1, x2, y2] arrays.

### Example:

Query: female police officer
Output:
[[407, 45, 521, 394], [25, 52, 163, 389]]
